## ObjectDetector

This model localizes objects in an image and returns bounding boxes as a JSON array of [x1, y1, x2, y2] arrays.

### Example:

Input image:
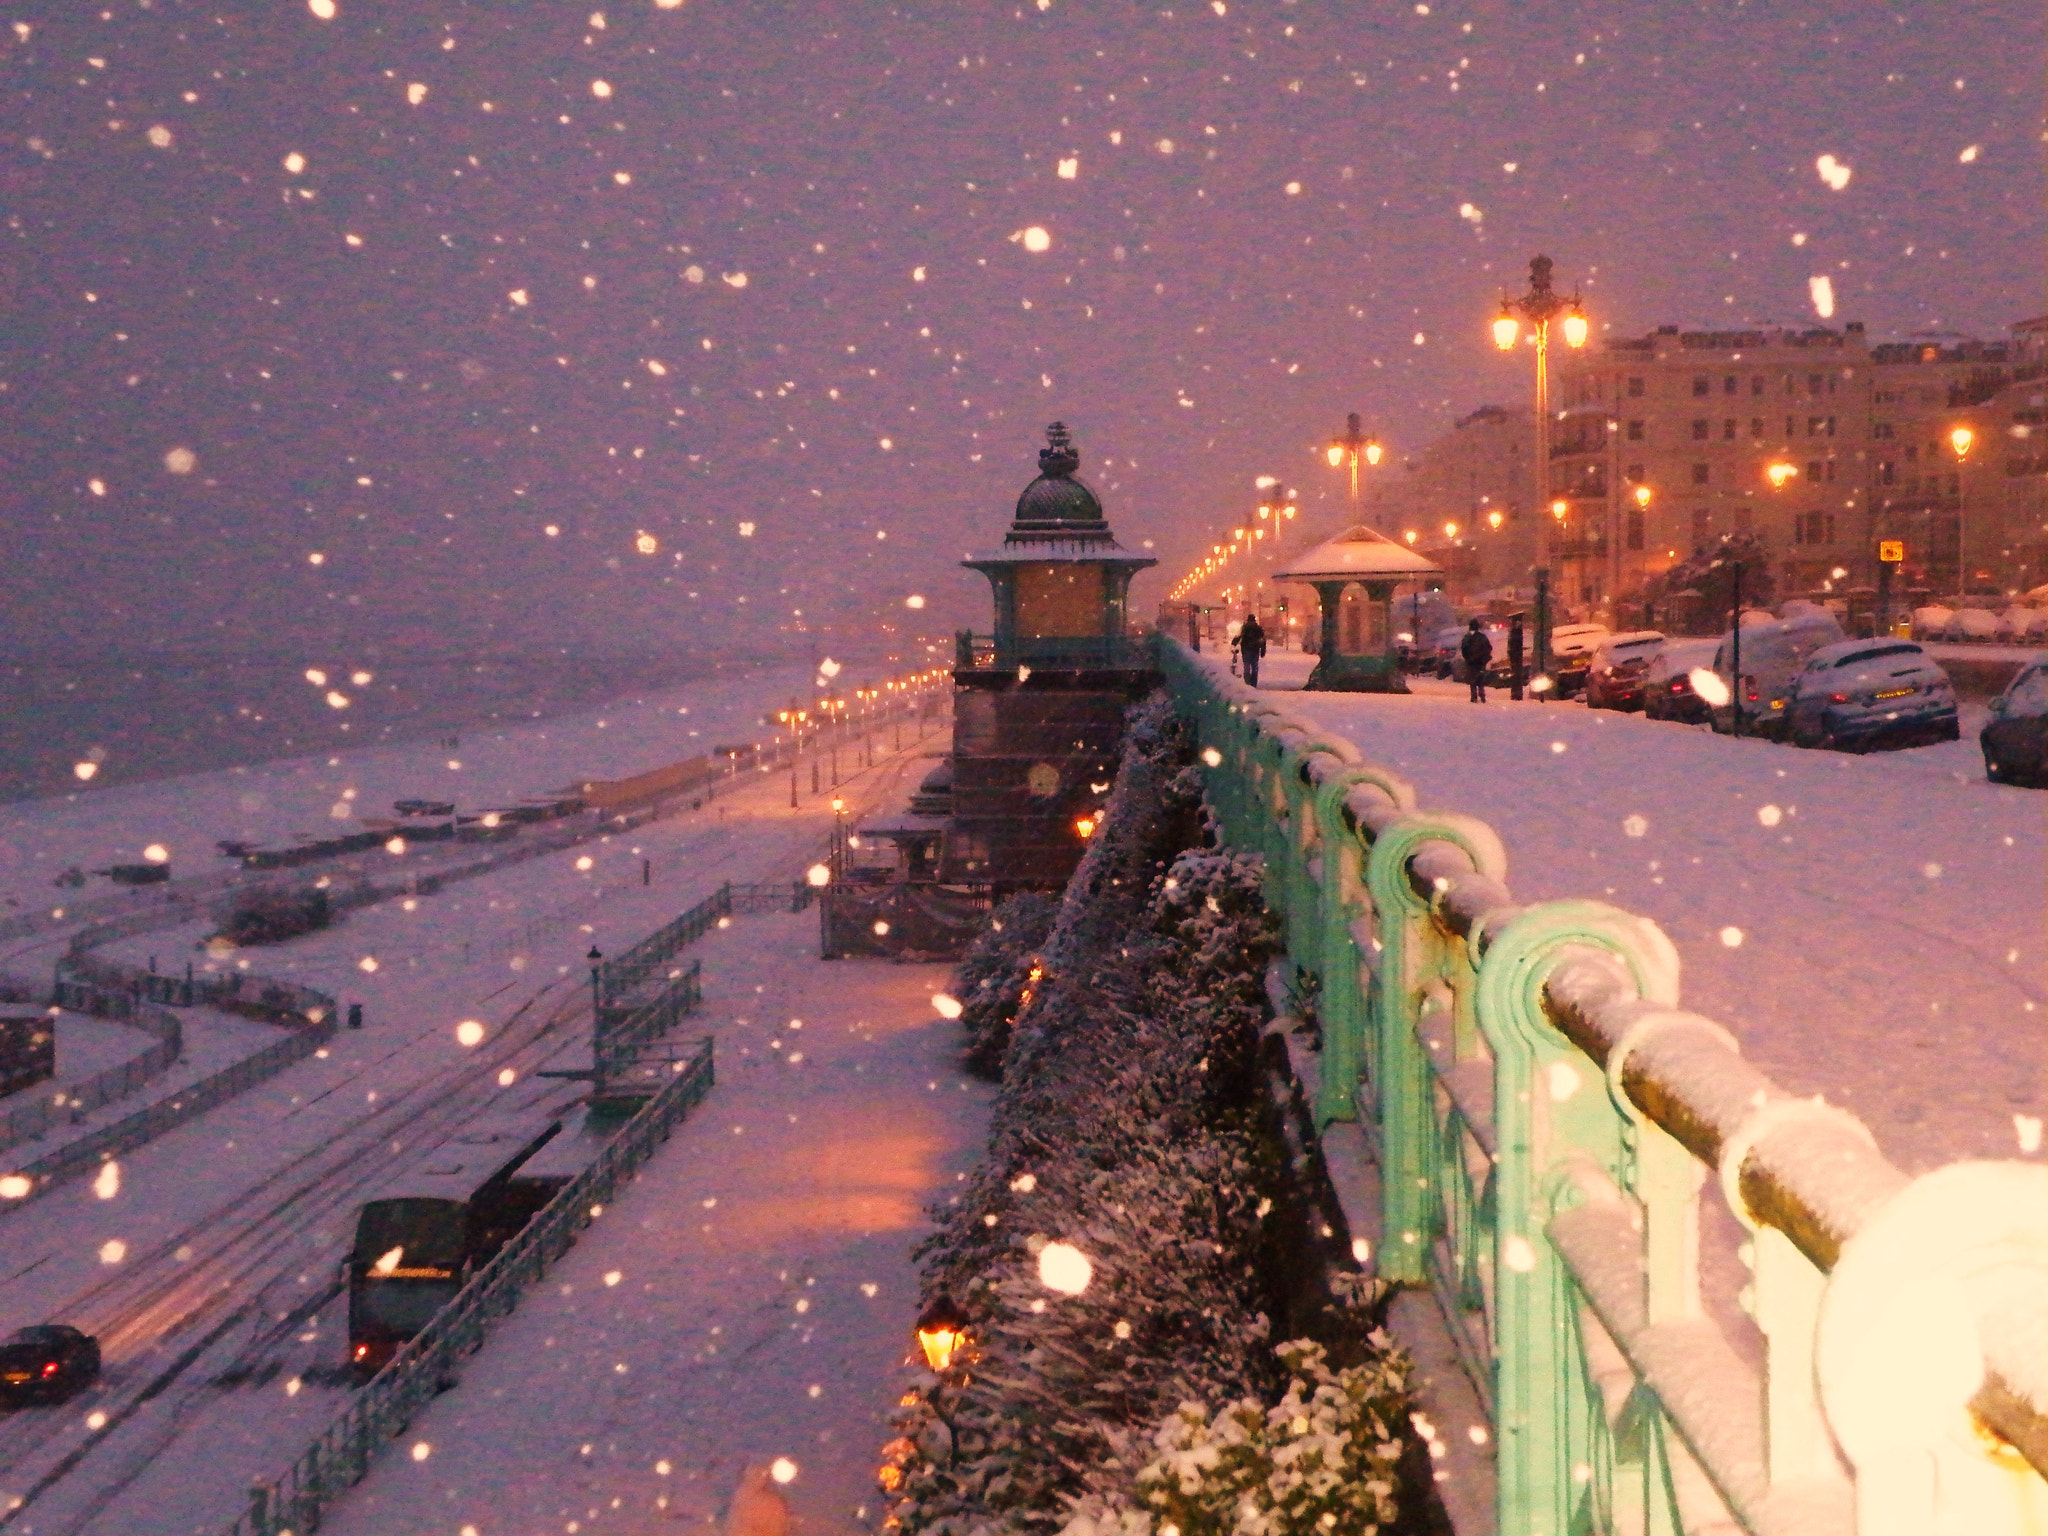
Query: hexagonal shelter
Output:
[[1275, 526, 1444, 692]]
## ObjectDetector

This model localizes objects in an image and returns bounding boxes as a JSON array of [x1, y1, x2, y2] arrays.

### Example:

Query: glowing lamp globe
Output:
[[1950, 426, 1974, 459], [1767, 462, 1797, 489], [1492, 313, 1520, 351], [1325, 444, 1346, 468], [1633, 485, 1653, 508], [915, 1295, 969, 1371], [1364, 441, 1384, 466], [1562, 310, 1590, 349]]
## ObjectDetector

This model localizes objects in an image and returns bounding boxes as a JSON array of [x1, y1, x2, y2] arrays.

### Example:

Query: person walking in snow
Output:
[[1238, 613, 1267, 687], [1460, 618, 1493, 703]]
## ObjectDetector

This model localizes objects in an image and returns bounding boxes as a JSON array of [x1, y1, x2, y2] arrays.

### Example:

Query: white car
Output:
[[1709, 611, 1846, 738]]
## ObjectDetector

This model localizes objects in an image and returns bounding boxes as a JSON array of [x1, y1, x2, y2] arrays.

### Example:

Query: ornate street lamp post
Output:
[[1950, 426, 1975, 596], [1494, 256, 1589, 618], [1324, 412, 1384, 519]]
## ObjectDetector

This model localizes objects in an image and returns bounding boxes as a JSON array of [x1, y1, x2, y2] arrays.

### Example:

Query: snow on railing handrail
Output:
[[1159, 637, 2048, 1535]]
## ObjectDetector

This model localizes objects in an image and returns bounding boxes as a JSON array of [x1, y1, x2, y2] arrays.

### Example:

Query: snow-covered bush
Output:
[[951, 893, 1060, 1078], [894, 693, 1405, 1536], [1061, 1338, 1411, 1536]]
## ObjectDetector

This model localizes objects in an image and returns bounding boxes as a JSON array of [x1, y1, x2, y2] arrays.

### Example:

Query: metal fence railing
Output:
[[0, 983, 181, 1155], [1160, 639, 2048, 1536], [229, 1036, 715, 1536], [595, 961, 703, 1083], [598, 886, 733, 1005], [728, 879, 816, 915]]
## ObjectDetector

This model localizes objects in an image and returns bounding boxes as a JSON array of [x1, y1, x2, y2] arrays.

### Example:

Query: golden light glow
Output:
[[1550, 498, 1569, 519], [1633, 485, 1653, 508], [1404, 530, 1419, 544], [1562, 310, 1590, 349], [1256, 504, 1271, 519], [1950, 426, 1974, 459], [1074, 816, 1097, 839], [1444, 522, 1459, 538], [1766, 462, 1797, 488], [1326, 444, 1346, 468], [1364, 441, 1384, 466], [1282, 503, 1297, 519], [1492, 312, 1520, 351], [1488, 510, 1504, 529]]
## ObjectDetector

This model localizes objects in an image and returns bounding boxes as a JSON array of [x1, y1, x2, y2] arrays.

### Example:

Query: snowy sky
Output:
[[2, 0, 2039, 657]]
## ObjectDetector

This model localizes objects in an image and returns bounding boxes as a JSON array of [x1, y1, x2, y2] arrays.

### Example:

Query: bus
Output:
[[346, 1120, 563, 1379]]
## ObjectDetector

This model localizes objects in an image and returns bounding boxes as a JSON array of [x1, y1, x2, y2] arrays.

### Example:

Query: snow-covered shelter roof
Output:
[[1273, 525, 1444, 583]]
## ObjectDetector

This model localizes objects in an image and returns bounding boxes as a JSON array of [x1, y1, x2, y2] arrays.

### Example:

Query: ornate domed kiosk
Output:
[[947, 423, 1158, 891], [1274, 525, 1444, 692]]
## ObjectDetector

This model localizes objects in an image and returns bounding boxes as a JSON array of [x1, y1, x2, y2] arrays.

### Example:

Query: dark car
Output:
[[1642, 638, 1719, 724], [1584, 631, 1667, 711], [1982, 658, 2048, 786], [1785, 640, 1958, 752], [0, 1325, 101, 1404]]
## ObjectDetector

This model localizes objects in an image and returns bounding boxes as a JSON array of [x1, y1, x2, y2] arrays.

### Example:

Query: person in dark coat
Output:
[[1508, 613, 1526, 700], [1237, 613, 1268, 687], [1460, 618, 1493, 703]]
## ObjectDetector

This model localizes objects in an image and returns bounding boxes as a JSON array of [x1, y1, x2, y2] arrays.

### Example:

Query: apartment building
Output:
[[1548, 324, 1873, 612], [1357, 403, 1541, 595]]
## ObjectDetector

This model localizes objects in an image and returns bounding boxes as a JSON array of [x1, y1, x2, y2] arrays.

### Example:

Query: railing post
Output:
[[247, 1478, 272, 1536], [1363, 813, 1508, 1285], [1472, 900, 1679, 1536]]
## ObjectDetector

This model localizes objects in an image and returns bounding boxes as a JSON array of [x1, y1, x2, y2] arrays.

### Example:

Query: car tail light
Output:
[[41, 1361, 59, 1377], [354, 1344, 370, 1360], [1830, 693, 1849, 703]]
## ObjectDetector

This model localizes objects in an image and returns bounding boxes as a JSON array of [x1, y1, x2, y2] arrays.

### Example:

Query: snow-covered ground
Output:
[[0, 658, 826, 923], [1258, 647, 2044, 1172], [0, 667, 955, 1536], [319, 907, 990, 1536]]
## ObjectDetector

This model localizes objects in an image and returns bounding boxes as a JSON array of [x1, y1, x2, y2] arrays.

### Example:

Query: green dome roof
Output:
[[1011, 422, 1108, 534]]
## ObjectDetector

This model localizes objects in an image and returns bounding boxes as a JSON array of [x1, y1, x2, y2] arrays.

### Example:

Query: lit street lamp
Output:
[[915, 1294, 968, 1371], [1325, 412, 1384, 516], [1950, 425, 1975, 595], [1493, 255, 1589, 634]]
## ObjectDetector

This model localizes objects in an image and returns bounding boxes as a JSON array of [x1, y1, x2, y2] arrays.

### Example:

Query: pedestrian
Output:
[[1460, 618, 1493, 703], [1508, 613, 1526, 701], [1238, 612, 1267, 687]]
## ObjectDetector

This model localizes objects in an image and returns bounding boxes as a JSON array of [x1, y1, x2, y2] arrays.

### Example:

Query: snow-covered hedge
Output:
[[950, 893, 1060, 1078], [894, 695, 1411, 1536]]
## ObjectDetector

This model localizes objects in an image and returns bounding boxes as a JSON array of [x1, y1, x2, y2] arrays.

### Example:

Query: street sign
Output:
[[1877, 539, 1905, 565]]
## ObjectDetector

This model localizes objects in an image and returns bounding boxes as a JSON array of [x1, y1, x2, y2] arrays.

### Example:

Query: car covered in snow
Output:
[[0, 1324, 100, 1405], [1708, 611, 1845, 739], [1583, 631, 1666, 711], [1981, 657, 2048, 785], [1784, 640, 1958, 751], [1642, 638, 1721, 723], [1544, 623, 1610, 697]]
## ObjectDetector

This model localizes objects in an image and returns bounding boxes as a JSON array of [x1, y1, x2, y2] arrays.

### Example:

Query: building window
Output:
[[1692, 509, 1712, 544], [1723, 419, 1738, 440], [1873, 421, 1894, 439], [1751, 376, 1766, 396], [1805, 460, 1837, 484], [1826, 416, 1837, 437], [1878, 459, 1896, 486], [1786, 415, 1797, 437], [1795, 512, 1838, 545], [1626, 419, 1644, 441], [1626, 506, 1645, 550], [1692, 419, 1711, 440], [1808, 415, 1826, 436], [1625, 463, 1645, 483], [1693, 376, 1711, 397], [1905, 444, 1919, 463], [1723, 375, 1738, 395], [1627, 376, 1645, 398], [1691, 462, 1710, 485], [1750, 417, 1765, 439], [1808, 373, 1824, 395], [1808, 461, 1823, 483]]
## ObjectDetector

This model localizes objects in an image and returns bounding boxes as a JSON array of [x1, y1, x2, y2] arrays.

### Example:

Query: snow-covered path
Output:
[[1254, 650, 2046, 1172], [319, 908, 990, 1536]]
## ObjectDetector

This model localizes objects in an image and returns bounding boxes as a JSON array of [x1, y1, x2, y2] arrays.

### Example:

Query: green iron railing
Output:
[[1160, 638, 2048, 1536]]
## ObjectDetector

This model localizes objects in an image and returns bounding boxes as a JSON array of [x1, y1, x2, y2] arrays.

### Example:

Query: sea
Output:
[[0, 650, 785, 805]]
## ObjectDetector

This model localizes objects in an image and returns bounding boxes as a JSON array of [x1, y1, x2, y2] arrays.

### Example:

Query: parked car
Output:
[[1428, 625, 1468, 679], [0, 1325, 100, 1405], [1785, 640, 1958, 751], [1641, 639, 1721, 723], [1546, 623, 1610, 697], [1708, 611, 1846, 738], [1982, 657, 2048, 785], [1584, 631, 1667, 711]]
